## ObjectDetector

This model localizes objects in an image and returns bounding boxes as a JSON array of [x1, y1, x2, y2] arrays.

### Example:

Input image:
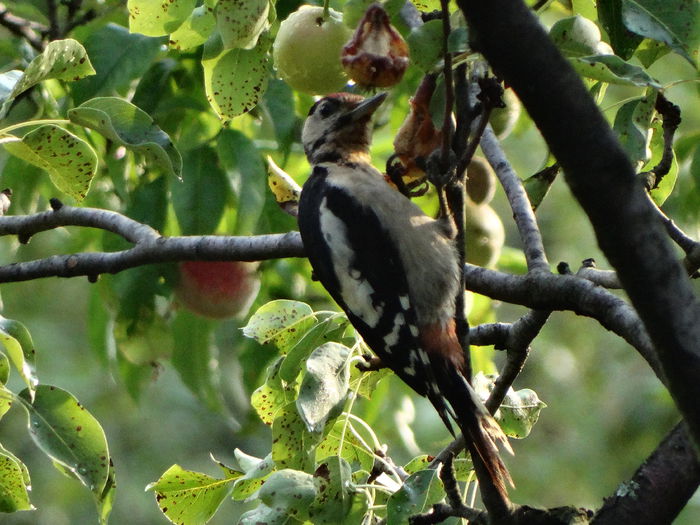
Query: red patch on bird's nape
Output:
[[325, 92, 365, 104], [419, 318, 467, 375]]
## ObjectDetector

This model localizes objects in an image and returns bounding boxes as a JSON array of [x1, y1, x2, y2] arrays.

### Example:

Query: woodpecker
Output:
[[297, 92, 512, 494]]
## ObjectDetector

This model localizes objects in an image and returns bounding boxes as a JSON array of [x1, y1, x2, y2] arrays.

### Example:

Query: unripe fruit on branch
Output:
[[465, 203, 505, 269], [466, 157, 496, 205], [341, 4, 409, 88], [489, 88, 521, 139], [175, 261, 260, 319], [273, 5, 351, 95]]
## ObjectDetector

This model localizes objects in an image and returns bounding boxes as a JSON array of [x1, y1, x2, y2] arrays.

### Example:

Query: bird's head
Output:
[[302, 92, 387, 165]]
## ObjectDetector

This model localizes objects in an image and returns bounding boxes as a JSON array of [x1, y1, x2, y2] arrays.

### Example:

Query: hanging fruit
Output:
[[341, 4, 409, 88]]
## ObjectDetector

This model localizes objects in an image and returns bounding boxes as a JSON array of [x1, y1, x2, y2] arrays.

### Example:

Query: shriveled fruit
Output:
[[341, 4, 409, 88], [176, 261, 260, 319], [489, 88, 521, 139], [392, 75, 441, 185], [466, 157, 496, 205], [465, 202, 505, 268], [273, 5, 351, 95]]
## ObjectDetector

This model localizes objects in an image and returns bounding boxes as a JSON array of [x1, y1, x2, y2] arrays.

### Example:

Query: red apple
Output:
[[175, 261, 260, 319]]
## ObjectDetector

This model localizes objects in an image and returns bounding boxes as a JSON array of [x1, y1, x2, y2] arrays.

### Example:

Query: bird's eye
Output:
[[319, 101, 336, 118]]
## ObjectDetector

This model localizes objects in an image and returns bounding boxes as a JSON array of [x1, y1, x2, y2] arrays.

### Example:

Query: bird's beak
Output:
[[349, 92, 388, 121]]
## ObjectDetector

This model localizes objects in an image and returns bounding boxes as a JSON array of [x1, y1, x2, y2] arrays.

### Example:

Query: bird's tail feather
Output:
[[430, 364, 514, 496]]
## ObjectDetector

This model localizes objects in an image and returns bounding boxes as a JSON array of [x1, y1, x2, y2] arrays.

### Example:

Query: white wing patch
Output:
[[319, 197, 383, 327], [383, 313, 405, 348]]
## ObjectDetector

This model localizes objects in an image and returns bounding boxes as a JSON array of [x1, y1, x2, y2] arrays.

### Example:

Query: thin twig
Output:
[[439, 0, 454, 169], [0, 3, 46, 51], [639, 93, 681, 190]]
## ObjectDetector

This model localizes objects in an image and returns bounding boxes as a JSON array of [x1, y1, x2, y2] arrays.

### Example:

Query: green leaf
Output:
[[297, 343, 351, 433], [597, 0, 644, 59], [496, 388, 547, 439], [635, 38, 670, 67], [217, 129, 267, 235], [216, 0, 270, 50], [0, 446, 32, 512], [315, 419, 375, 472], [0, 39, 95, 118], [522, 166, 559, 212], [238, 504, 292, 524], [622, 0, 700, 67], [172, 145, 229, 234], [96, 464, 116, 525], [308, 457, 354, 523], [647, 119, 679, 206], [0, 316, 37, 395], [131, 58, 179, 116], [68, 97, 181, 179], [271, 402, 319, 471], [403, 455, 474, 481], [71, 24, 163, 104], [202, 33, 271, 120], [613, 92, 657, 170], [569, 54, 661, 87], [127, 0, 197, 37], [0, 350, 8, 387], [407, 20, 444, 72], [258, 469, 317, 521], [0, 385, 12, 420], [279, 314, 348, 383], [410, 0, 441, 10], [171, 311, 222, 411], [169, 5, 217, 51], [549, 16, 613, 57], [242, 300, 316, 352], [386, 469, 443, 525], [231, 452, 274, 500], [260, 79, 298, 157], [146, 464, 238, 525], [2, 125, 97, 200], [251, 357, 298, 424], [19, 385, 110, 496]]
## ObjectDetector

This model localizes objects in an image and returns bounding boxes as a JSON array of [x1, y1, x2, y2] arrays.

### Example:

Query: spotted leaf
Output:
[[2, 125, 97, 201], [146, 464, 239, 524], [202, 33, 271, 121], [68, 97, 181, 179], [0, 316, 37, 396], [0, 445, 32, 512], [216, 0, 270, 50], [169, 4, 216, 50], [0, 39, 94, 118], [19, 385, 110, 497], [127, 0, 196, 36], [271, 402, 319, 471], [242, 300, 316, 353]]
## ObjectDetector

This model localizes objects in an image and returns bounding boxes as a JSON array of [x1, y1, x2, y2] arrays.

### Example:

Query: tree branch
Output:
[[458, 0, 700, 447], [593, 421, 700, 525], [0, 3, 46, 51], [480, 126, 550, 273]]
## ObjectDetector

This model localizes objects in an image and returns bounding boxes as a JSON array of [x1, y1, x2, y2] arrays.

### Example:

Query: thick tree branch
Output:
[[458, 0, 700, 447], [593, 422, 700, 525], [464, 265, 664, 383]]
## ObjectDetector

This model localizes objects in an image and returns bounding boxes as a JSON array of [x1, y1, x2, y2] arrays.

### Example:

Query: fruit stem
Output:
[[322, 0, 330, 19]]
